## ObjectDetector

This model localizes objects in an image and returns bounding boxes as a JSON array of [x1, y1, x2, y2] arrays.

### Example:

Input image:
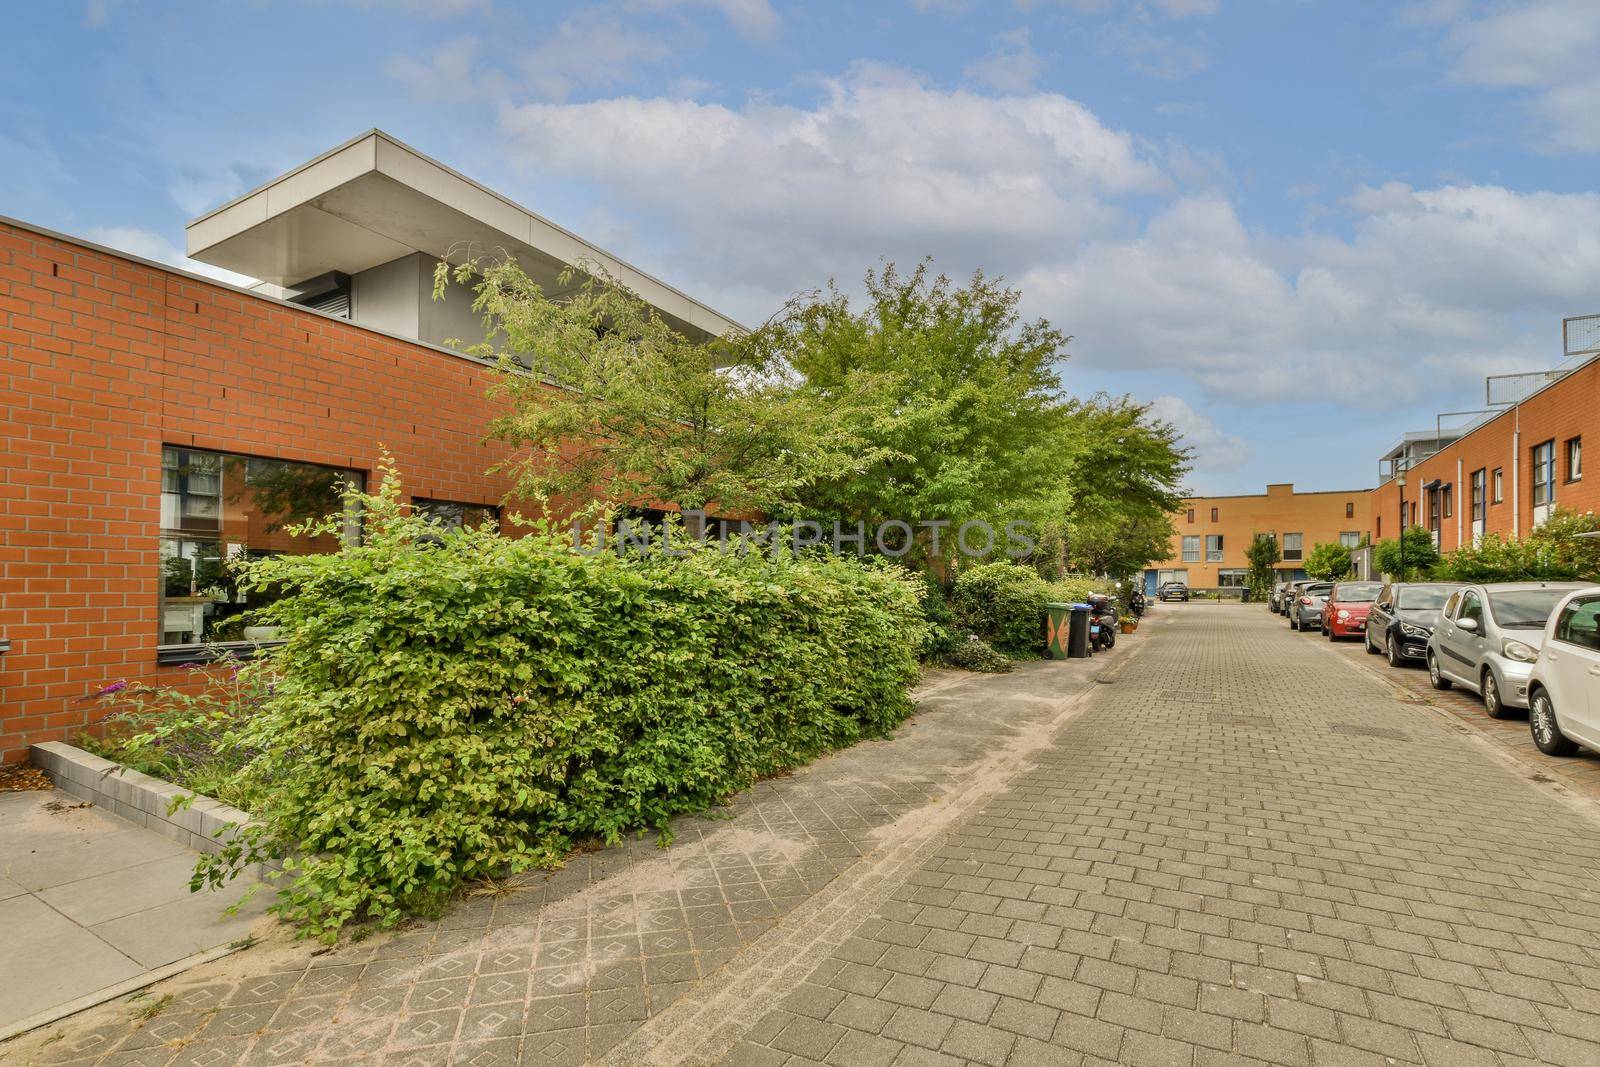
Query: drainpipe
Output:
[[1456, 457, 1463, 549], [1512, 405, 1521, 540]]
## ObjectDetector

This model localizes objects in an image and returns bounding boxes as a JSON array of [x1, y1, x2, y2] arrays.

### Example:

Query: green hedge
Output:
[[202, 472, 925, 938], [948, 562, 1100, 657]]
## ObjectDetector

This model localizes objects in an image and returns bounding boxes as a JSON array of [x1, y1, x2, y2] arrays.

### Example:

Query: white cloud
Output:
[[1439, 0, 1600, 152], [85, 226, 258, 288], [497, 65, 1165, 294], [964, 29, 1046, 93], [632, 0, 781, 38], [1148, 395, 1250, 477], [386, 35, 497, 103], [520, 11, 676, 101]]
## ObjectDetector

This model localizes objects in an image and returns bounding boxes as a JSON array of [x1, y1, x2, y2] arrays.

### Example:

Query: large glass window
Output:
[[1217, 569, 1247, 587], [1555, 597, 1600, 650], [1339, 531, 1362, 549], [1181, 535, 1200, 562], [1470, 468, 1486, 524], [1282, 533, 1303, 562], [1205, 534, 1224, 562], [414, 499, 499, 531], [160, 447, 362, 648], [1567, 437, 1582, 482], [1532, 440, 1555, 507]]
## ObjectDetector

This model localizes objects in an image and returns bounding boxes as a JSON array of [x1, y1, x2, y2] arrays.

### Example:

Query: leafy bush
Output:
[[943, 636, 1013, 673], [198, 467, 926, 939], [949, 561, 1099, 657], [82, 664, 267, 810], [1373, 525, 1441, 581], [1304, 542, 1352, 581], [916, 573, 963, 661], [1435, 508, 1600, 582]]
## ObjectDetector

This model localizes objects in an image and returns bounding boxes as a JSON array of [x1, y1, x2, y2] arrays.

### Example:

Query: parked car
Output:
[[1427, 582, 1589, 717], [1364, 582, 1462, 667], [1268, 580, 1292, 614], [1159, 582, 1190, 602], [1527, 587, 1600, 756], [1322, 580, 1383, 640], [1287, 582, 1333, 631]]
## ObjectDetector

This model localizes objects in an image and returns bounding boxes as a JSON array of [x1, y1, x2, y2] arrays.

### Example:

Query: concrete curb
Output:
[[29, 741, 255, 858]]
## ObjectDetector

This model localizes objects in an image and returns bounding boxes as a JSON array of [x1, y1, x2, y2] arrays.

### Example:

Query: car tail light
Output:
[[1299, 596, 1311, 604]]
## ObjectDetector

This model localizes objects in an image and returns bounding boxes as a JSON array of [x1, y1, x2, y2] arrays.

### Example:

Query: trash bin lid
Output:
[[1045, 601, 1073, 609], [1071, 603, 1093, 611]]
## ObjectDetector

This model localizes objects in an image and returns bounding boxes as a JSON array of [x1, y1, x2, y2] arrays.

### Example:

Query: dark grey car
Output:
[[1364, 582, 1462, 667], [1287, 581, 1333, 631]]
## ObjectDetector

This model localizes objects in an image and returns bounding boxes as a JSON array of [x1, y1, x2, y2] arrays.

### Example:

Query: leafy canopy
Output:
[[1304, 541, 1353, 581], [1245, 533, 1282, 599], [1373, 525, 1442, 581]]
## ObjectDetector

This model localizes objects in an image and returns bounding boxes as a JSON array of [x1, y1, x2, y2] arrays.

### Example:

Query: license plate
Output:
[[1090, 625, 1100, 633]]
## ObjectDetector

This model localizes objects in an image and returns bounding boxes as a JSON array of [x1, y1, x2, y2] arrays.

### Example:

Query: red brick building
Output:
[[0, 132, 739, 762]]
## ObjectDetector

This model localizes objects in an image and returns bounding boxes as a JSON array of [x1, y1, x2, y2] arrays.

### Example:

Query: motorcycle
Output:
[[1087, 594, 1119, 652]]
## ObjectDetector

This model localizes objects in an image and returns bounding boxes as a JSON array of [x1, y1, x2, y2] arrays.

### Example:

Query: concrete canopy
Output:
[[184, 129, 742, 342]]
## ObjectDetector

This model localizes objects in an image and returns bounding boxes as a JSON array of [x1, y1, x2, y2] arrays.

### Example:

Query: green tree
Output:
[[1244, 533, 1281, 600], [436, 256, 864, 520], [752, 261, 1069, 563], [1372, 525, 1441, 580], [1304, 541, 1353, 581], [1436, 507, 1600, 582], [1063, 511, 1178, 580]]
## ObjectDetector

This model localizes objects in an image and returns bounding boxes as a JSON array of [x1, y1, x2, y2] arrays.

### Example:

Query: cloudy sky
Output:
[[6, 0, 1599, 494]]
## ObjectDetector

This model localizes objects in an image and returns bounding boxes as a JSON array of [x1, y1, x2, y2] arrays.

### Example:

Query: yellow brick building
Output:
[[1145, 483, 1375, 594]]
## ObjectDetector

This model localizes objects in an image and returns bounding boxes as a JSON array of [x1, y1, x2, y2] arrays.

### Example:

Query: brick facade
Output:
[[1, 220, 527, 762]]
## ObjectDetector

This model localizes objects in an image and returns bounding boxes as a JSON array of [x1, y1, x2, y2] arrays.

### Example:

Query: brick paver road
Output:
[[11, 604, 1600, 1066], [708, 604, 1600, 1066]]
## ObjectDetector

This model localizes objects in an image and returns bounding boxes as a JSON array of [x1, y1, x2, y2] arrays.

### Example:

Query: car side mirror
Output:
[[1457, 617, 1478, 632]]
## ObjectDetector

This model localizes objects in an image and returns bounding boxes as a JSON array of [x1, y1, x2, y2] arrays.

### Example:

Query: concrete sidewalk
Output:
[[0, 790, 270, 1040], [0, 623, 1145, 1065]]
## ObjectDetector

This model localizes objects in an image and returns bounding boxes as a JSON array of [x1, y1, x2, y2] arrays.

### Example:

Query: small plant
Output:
[[943, 636, 1013, 673], [127, 994, 173, 1022]]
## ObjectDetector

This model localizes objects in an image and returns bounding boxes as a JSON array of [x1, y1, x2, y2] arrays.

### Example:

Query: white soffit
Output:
[[185, 130, 741, 340]]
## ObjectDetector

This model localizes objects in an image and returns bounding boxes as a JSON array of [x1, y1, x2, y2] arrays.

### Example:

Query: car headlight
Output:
[[1502, 639, 1538, 663], [1336, 610, 1350, 621], [1400, 623, 1429, 639]]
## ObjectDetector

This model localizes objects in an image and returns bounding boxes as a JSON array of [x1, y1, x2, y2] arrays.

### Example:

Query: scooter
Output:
[[1129, 589, 1146, 618], [1087, 594, 1119, 651]]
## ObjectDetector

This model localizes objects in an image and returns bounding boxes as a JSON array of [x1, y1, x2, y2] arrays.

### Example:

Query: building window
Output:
[[1210, 507, 1219, 522], [1345, 502, 1354, 518], [1217, 569, 1247, 588], [1181, 535, 1200, 563], [1339, 531, 1362, 549], [1492, 467, 1503, 503], [1205, 534, 1224, 562], [1428, 488, 1440, 531], [1376, 516, 1382, 538], [1442, 484, 1452, 519], [1471, 468, 1486, 524], [1567, 436, 1582, 482], [161, 446, 362, 648], [414, 499, 499, 530], [1282, 532, 1303, 562], [1186, 508, 1195, 523], [1532, 440, 1556, 507]]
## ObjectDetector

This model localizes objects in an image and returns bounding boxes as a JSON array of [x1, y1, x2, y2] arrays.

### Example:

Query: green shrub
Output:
[[943, 636, 1013, 673], [949, 562, 1100, 657], [197, 466, 926, 939], [916, 573, 963, 661], [1435, 508, 1600, 582]]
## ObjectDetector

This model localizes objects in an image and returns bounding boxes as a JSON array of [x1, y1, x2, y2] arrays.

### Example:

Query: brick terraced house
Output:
[[0, 131, 741, 762]]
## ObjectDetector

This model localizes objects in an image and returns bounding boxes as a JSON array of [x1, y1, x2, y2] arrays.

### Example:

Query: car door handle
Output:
[[1589, 666, 1600, 678]]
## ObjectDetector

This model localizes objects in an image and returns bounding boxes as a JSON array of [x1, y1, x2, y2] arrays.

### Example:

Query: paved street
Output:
[[9, 604, 1600, 1065]]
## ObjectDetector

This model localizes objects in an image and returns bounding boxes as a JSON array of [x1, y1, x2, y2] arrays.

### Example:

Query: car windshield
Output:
[[1304, 585, 1332, 597], [1397, 586, 1454, 611], [1487, 589, 1574, 629], [1334, 582, 1382, 602]]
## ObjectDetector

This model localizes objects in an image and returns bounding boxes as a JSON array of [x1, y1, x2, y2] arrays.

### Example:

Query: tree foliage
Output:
[[1244, 533, 1281, 600], [1304, 541, 1353, 581], [1435, 507, 1600, 582], [1372, 525, 1441, 581]]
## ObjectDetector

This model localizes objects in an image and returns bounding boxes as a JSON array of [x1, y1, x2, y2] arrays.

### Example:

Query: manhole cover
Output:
[[1331, 724, 1410, 741], [1209, 713, 1274, 727], [1161, 689, 1219, 704]]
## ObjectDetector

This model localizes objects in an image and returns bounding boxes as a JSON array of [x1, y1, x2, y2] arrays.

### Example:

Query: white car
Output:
[[1527, 587, 1600, 756]]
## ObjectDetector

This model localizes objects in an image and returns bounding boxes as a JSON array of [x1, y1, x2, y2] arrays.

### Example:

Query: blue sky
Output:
[[6, 0, 1600, 495]]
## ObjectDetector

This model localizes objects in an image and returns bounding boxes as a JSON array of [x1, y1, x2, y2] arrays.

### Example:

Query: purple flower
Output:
[[97, 680, 129, 695]]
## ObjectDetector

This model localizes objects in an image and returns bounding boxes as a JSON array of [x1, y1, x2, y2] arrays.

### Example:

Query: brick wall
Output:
[[1152, 484, 1374, 587], [1369, 359, 1600, 553], [0, 220, 528, 762]]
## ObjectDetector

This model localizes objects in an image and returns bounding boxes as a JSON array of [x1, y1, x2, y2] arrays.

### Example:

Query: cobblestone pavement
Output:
[[0, 620, 1144, 1066], [712, 603, 1600, 1066], [1315, 616, 1600, 800]]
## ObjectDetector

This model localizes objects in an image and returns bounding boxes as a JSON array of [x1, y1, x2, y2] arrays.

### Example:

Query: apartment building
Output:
[[0, 130, 741, 762], [1147, 483, 1374, 593]]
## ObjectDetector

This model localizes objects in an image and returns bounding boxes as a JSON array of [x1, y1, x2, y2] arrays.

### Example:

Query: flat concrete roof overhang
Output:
[[185, 129, 741, 342]]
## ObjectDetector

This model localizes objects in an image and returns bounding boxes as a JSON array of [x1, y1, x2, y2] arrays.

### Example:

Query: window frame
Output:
[[1345, 502, 1354, 518], [1205, 534, 1224, 563], [1566, 436, 1582, 483], [1492, 467, 1504, 504], [1554, 596, 1600, 651], [1181, 535, 1201, 563], [413, 497, 501, 531], [1470, 468, 1486, 524], [1532, 439, 1556, 507], [157, 445, 364, 664], [1282, 532, 1304, 562], [1210, 507, 1219, 522]]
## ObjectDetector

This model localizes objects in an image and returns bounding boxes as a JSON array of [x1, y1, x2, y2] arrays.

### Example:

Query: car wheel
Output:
[[1481, 670, 1512, 720], [1386, 636, 1405, 669], [1289, 613, 1298, 631], [1104, 629, 1116, 649], [1427, 651, 1452, 690], [1530, 688, 1579, 756], [1365, 629, 1380, 654]]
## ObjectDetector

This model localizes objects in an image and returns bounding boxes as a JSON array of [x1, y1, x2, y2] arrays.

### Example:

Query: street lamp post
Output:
[[1397, 468, 1407, 580]]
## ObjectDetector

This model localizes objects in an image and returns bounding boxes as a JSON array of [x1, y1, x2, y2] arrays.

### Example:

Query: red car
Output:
[[1323, 580, 1383, 639]]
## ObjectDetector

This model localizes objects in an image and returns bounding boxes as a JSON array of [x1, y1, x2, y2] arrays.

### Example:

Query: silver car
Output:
[[1287, 582, 1333, 632], [1427, 582, 1589, 716]]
